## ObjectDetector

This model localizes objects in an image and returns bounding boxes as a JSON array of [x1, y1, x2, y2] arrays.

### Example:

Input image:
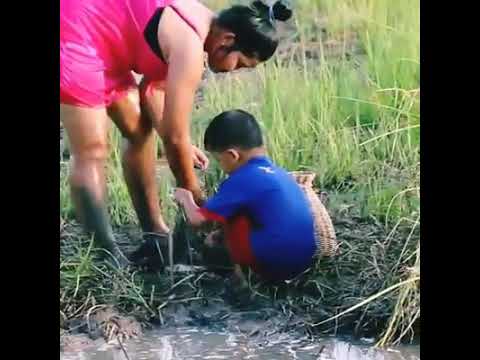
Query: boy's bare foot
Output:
[[224, 265, 251, 306], [205, 229, 224, 247], [201, 243, 233, 275]]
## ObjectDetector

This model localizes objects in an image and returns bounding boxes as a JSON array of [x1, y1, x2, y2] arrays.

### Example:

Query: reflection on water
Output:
[[61, 327, 420, 360]]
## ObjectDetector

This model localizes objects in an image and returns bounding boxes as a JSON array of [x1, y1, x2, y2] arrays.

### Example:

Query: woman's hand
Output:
[[192, 145, 209, 171], [191, 188, 206, 207]]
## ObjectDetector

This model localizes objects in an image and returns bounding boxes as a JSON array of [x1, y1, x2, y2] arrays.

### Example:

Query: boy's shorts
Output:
[[224, 215, 314, 281]]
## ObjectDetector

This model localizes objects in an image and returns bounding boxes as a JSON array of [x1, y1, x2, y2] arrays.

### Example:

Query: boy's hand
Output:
[[174, 187, 207, 226], [174, 188, 195, 205]]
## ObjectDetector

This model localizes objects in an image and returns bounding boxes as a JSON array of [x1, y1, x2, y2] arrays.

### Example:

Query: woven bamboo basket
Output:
[[290, 171, 338, 258]]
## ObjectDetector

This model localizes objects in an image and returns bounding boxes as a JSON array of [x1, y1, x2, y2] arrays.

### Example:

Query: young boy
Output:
[[174, 110, 318, 284]]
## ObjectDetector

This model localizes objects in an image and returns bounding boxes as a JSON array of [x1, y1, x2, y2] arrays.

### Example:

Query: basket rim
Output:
[[289, 170, 317, 178]]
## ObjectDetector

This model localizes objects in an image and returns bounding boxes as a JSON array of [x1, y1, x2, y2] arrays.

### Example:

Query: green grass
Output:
[[60, 0, 420, 346]]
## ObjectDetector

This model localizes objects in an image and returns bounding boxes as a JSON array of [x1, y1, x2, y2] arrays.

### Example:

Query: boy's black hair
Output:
[[216, 0, 293, 62], [204, 110, 264, 152]]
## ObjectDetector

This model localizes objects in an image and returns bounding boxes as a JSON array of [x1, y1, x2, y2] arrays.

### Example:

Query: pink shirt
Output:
[[60, 0, 207, 107]]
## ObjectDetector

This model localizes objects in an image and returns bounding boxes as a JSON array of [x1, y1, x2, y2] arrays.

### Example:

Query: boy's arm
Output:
[[174, 188, 207, 226], [176, 176, 248, 226]]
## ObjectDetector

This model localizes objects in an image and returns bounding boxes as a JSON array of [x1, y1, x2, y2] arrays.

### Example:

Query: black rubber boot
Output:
[[76, 187, 130, 269], [128, 232, 170, 271], [104, 244, 131, 269]]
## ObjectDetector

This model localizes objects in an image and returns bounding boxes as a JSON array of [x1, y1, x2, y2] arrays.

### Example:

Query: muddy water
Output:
[[61, 327, 420, 360]]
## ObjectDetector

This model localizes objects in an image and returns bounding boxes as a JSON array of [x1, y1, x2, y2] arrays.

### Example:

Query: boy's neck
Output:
[[229, 147, 267, 173], [242, 147, 267, 161]]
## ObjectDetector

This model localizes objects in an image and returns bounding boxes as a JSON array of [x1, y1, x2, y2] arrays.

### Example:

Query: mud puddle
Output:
[[61, 325, 419, 360]]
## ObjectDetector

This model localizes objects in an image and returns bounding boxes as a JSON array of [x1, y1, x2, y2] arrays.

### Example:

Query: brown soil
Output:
[[61, 306, 142, 353]]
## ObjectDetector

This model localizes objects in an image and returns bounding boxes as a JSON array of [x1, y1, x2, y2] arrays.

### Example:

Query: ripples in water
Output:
[[61, 326, 420, 360]]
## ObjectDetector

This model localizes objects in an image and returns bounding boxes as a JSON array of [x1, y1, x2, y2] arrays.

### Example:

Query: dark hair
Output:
[[204, 110, 264, 152], [216, 0, 293, 62]]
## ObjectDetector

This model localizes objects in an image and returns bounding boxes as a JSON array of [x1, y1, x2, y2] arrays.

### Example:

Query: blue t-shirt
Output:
[[202, 156, 317, 273]]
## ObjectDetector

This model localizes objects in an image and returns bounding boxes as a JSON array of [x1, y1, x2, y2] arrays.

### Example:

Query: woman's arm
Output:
[[154, 17, 206, 203], [140, 81, 209, 173], [175, 188, 207, 226]]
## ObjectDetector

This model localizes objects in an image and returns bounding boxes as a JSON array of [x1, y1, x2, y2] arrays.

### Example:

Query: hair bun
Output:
[[251, 1, 269, 14], [250, 1, 293, 24], [272, 0, 293, 22]]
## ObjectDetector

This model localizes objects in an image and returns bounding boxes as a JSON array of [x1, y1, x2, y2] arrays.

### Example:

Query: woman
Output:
[[60, 0, 292, 267]]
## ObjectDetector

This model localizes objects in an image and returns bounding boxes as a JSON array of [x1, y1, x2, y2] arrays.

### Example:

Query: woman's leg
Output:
[[60, 104, 128, 266], [108, 81, 174, 268], [107, 89, 169, 235]]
